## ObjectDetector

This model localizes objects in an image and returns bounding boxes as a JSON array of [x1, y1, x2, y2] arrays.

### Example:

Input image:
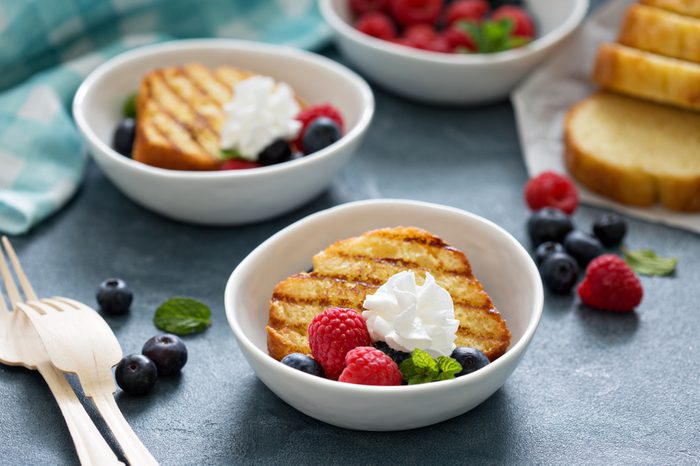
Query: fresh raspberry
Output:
[[390, 0, 443, 27], [524, 171, 579, 214], [307, 308, 371, 380], [355, 11, 397, 40], [350, 0, 389, 16], [294, 103, 345, 151], [578, 255, 643, 312], [403, 23, 437, 46], [220, 160, 260, 170], [492, 5, 535, 38], [443, 26, 476, 52], [446, 0, 489, 25], [339, 347, 403, 386], [423, 36, 451, 53]]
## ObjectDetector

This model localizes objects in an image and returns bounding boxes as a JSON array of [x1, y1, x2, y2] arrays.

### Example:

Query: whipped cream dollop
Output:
[[362, 271, 459, 357], [220, 76, 301, 160]]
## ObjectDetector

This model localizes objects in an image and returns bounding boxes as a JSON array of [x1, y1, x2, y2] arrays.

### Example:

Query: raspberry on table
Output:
[[578, 254, 643, 312], [524, 170, 579, 214], [307, 308, 372, 380], [339, 347, 403, 386], [492, 5, 535, 38], [294, 103, 345, 151], [446, 0, 490, 25], [390, 0, 444, 27]]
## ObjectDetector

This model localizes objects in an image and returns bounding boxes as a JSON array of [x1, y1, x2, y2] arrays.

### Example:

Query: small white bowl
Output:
[[73, 39, 374, 225], [320, 0, 588, 104], [225, 199, 543, 431]]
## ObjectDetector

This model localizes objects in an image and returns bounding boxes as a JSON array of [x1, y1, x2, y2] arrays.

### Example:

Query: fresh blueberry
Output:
[[534, 241, 566, 267], [564, 230, 604, 266], [96, 278, 133, 316], [142, 334, 188, 376], [115, 354, 157, 395], [451, 347, 489, 376], [257, 139, 292, 166], [593, 213, 627, 247], [490, 0, 523, 7], [112, 118, 135, 157], [281, 353, 324, 377], [302, 117, 341, 155], [527, 208, 574, 246], [373, 341, 411, 365], [540, 252, 579, 294]]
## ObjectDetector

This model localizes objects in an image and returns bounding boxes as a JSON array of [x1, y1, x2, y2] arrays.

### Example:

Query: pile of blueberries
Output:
[[528, 209, 627, 293]]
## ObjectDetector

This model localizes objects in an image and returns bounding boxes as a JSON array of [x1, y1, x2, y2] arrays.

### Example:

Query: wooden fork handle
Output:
[[37, 363, 124, 466], [92, 392, 159, 466]]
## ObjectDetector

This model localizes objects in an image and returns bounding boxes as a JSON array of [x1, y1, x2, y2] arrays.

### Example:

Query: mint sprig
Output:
[[399, 348, 463, 384], [623, 248, 678, 276], [458, 19, 531, 54], [220, 148, 244, 161], [154, 297, 212, 335], [123, 92, 137, 119]]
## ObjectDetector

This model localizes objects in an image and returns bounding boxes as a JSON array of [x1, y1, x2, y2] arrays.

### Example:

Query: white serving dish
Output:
[[320, 0, 588, 104], [225, 199, 543, 431], [73, 39, 374, 225]]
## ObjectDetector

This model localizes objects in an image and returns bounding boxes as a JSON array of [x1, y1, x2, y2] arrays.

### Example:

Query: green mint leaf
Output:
[[506, 36, 532, 50], [220, 148, 243, 161], [458, 21, 483, 52], [412, 348, 438, 372], [436, 356, 462, 381], [623, 248, 678, 276], [122, 93, 137, 119], [154, 297, 212, 335]]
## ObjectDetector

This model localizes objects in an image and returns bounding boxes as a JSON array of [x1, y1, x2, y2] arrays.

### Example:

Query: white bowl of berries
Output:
[[225, 199, 543, 431], [73, 39, 374, 225], [320, 0, 588, 104]]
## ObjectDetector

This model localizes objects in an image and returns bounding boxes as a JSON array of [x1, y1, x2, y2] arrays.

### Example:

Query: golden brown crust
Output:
[[266, 227, 511, 363], [619, 4, 700, 63], [564, 93, 700, 211], [592, 43, 700, 111], [640, 0, 700, 18]]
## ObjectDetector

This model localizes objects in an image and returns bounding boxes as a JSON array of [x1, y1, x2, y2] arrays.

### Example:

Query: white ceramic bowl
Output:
[[320, 0, 588, 104], [73, 39, 374, 225], [225, 199, 543, 431]]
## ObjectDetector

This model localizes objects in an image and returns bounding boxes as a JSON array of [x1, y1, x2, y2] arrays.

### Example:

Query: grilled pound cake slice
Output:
[[133, 63, 254, 171], [619, 5, 700, 64], [565, 92, 700, 211], [592, 43, 700, 111], [640, 0, 700, 18], [267, 227, 511, 362]]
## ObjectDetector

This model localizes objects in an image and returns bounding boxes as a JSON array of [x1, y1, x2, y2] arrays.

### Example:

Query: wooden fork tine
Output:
[[1, 236, 37, 301], [0, 243, 22, 308]]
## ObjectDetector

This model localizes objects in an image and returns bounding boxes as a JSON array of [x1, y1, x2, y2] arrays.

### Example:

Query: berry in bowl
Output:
[[320, 0, 588, 104], [225, 199, 543, 430], [74, 39, 374, 225]]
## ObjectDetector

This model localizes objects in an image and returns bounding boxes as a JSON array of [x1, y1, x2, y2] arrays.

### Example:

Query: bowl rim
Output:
[[224, 199, 544, 394], [319, 0, 589, 65], [72, 38, 375, 180]]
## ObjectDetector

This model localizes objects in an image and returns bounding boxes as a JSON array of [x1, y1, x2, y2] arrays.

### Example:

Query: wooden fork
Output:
[[0, 237, 159, 466], [0, 238, 123, 466]]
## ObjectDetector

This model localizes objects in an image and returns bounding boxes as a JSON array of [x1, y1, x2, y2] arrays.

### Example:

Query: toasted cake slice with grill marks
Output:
[[133, 63, 254, 171], [266, 227, 511, 362]]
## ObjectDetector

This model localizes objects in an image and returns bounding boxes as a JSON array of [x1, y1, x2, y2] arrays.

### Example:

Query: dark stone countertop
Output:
[[1, 5, 699, 464]]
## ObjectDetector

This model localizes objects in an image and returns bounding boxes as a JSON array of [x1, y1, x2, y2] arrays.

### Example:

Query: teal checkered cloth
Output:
[[0, 0, 330, 234]]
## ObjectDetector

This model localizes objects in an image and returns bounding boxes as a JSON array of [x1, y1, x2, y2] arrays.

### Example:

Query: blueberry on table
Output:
[[451, 347, 489, 376], [564, 231, 604, 267], [302, 117, 342, 155], [142, 334, 188, 376], [540, 252, 579, 294], [593, 213, 627, 247], [96, 278, 133, 316], [534, 241, 566, 267], [112, 118, 136, 157], [281, 353, 324, 377], [527, 208, 574, 246], [258, 139, 292, 166], [115, 354, 157, 396]]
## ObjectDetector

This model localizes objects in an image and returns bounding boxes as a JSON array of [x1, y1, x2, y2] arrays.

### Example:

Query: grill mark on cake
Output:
[[322, 252, 475, 279], [144, 82, 184, 152], [375, 231, 448, 248], [155, 70, 218, 140], [178, 66, 226, 105], [271, 295, 363, 309], [210, 71, 234, 97]]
